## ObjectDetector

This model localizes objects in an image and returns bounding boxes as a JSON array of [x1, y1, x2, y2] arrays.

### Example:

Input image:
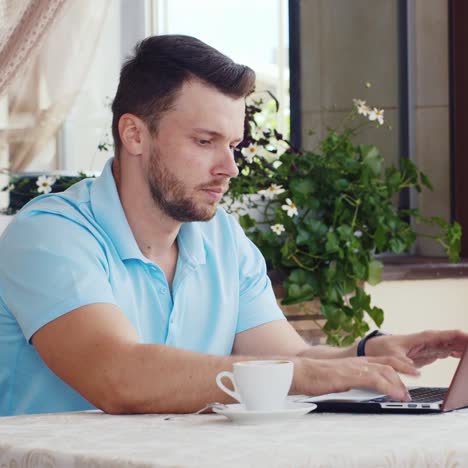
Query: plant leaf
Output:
[[361, 144, 383, 176], [367, 259, 383, 285]]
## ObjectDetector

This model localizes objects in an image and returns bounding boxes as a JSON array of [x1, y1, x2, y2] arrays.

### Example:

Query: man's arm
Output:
[[33, 304, 414, 414], [364, 329, 468, 367], [234, 320, 468, 372], [233, 319, 358, 359], [32, 303, 249, 414]]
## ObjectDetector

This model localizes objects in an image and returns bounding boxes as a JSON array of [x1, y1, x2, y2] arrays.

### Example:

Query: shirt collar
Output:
[[178, 222, 206, 268], [90, 157, 206, 266], [90, 158, 144, 261]]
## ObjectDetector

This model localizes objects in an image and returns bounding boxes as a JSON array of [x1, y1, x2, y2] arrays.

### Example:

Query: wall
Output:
[[299, 0, 451, 256], [413, 0, 450, 256], [299, 0, 401, 168], [366, 279, 468, 386]]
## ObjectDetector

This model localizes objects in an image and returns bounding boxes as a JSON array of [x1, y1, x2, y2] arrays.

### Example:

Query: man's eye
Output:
[[198, 139, 211, 145]]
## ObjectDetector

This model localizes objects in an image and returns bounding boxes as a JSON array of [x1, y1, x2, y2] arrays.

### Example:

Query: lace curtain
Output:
[[0, 0, 66, 96], [0, 0, 111, 174]]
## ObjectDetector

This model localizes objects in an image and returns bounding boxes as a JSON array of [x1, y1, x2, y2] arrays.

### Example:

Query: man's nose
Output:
[[216, 147, 239, 178]]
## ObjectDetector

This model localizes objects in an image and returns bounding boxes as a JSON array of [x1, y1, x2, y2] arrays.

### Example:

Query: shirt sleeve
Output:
[[227, 216, 285, 334], [0, 211, 117, 341]]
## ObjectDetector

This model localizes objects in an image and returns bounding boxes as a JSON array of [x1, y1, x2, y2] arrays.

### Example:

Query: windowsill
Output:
[[380, 256, 468, 281]]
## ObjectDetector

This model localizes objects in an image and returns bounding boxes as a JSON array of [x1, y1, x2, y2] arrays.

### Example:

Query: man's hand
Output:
[[365, 329, 468, 367], [292, 355, 418, 401]]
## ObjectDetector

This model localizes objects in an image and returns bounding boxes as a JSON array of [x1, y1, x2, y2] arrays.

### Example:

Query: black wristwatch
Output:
[[357, 330, 387, 356]]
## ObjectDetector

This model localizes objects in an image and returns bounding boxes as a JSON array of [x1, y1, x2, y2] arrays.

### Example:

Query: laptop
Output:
[[302, 345, 468, 414]]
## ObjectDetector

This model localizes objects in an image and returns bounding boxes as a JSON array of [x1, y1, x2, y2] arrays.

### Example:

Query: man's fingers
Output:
[[367, 355, 420, 376], [407, 343, 425, 359], [301, 358, 410, 401], [437, 329, 468, 345], [411, 348, 452, 365], [410, 330, 468, 352], [349, 359, 410, 401], [364, 363, 410, 401], [404, 330, 468, 367]]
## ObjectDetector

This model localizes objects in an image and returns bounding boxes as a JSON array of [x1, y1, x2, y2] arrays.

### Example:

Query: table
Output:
[[1, 406, 468, 467]]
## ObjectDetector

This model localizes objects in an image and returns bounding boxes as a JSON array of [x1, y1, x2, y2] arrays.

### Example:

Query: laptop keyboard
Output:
[[370, 387, 447, 403], [408, 387, 447, 402]]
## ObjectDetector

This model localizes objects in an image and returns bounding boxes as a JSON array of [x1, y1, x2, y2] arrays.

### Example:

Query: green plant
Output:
[[1, 173, 93, 215], [225, 96, 462, 346]]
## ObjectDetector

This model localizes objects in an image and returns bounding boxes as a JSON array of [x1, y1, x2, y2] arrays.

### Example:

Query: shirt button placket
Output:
[[147, 263, 174, 338]]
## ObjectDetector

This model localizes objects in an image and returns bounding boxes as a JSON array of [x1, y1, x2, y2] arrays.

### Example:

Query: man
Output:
[[0, 35, 466, 416]]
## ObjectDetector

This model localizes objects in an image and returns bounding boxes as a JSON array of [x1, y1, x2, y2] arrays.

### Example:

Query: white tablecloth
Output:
[[1, 407, 468, 467]]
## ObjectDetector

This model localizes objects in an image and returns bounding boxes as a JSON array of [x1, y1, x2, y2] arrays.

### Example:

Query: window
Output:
[[57, 1, 122, 172], [149, 0, 290, 136], [294, 0, 452, 257], [55, 0, 290, 174]]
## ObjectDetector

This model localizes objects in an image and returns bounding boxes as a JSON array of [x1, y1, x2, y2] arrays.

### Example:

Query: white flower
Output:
[[36, 175, 56, 194], [358, 103, 371, 117], [271, 224, 285, 235], [219, 197, 248, 217], [258, 184, 286, 199], [255, 142, 287, 162], [256, 146, 276, 161], [274, 139, 290, 158], [353, 98, 370, 117], [354, 230, 363, 238], [241, 143, 258, 163], [252, 127, 271, 140], [368, 107, 384, 125], [365, 81, 372, 88], [252, 129, 263, 141], [281, 198, 298, 217]]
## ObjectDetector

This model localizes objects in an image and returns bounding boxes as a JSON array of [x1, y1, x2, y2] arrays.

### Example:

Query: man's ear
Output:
[[118, 113, 146, 156]]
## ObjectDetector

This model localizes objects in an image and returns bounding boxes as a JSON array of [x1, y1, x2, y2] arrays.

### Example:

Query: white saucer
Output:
[[212, 401, 316, 424]]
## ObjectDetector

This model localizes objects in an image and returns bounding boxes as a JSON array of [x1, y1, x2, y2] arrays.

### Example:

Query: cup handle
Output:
[[215, 371, 241, 403]]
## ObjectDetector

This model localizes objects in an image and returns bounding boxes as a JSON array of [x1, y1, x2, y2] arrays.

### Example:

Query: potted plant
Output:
[[224, 95, 462, 346], [1, 173, 94, 215]]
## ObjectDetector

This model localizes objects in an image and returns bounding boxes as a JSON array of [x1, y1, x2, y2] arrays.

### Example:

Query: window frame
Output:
[[449, 0, 468, 257], [289, 0, 468, 278]]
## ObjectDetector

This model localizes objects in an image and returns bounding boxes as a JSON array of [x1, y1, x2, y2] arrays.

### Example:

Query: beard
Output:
[[147, 144, 222, 222]]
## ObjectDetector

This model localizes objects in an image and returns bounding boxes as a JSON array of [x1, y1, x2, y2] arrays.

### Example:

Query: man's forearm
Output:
[[91, 342, 356, 414], [99, 343, 257, 414], [82, 340, 416, 413], [296, 342, 358, 360]]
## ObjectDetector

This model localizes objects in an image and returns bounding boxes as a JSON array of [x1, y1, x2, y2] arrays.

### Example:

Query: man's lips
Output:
[[202, 186, 226, 194], [201, 186, 227, 200]]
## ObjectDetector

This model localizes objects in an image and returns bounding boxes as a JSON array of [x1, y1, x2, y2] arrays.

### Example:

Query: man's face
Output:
[[145, 79, 245, 222]]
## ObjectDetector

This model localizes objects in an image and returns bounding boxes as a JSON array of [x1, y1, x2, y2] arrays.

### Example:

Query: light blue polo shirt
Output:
[[0, 158, 284, 416]]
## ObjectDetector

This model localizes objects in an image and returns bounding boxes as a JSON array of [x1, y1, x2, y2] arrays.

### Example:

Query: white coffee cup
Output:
[[215, 360, 294, 411]]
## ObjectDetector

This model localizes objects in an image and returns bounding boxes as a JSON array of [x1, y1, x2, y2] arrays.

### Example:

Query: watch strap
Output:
[[357, 330, 386, 357]]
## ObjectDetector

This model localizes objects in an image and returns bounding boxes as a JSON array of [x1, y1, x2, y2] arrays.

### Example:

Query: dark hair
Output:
[[111, 34, 256, 155]]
